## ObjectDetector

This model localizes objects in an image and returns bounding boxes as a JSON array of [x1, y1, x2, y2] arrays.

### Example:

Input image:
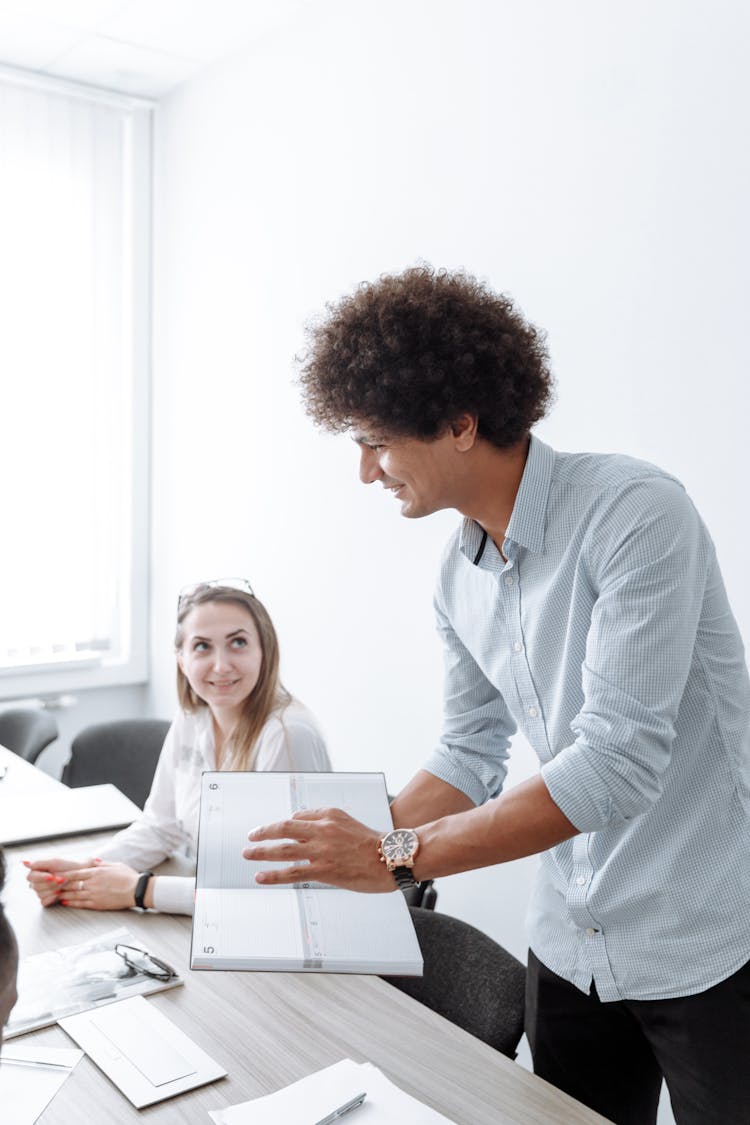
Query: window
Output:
[[0, 67, 152, 697]]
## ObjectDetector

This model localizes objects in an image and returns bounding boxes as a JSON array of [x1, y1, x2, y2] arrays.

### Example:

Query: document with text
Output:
[[191, 772, 423, 976]]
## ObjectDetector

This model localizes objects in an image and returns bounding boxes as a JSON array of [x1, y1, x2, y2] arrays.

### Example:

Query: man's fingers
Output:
[[290, 807, 331, 822], [246, 818, 319, 843], [255, 865, 316, 886], [247, 807, 347, 842], [242, 841, 311, 862]]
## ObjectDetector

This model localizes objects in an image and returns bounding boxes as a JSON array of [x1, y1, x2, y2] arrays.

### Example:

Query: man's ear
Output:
[[451, 413, 479, 451]]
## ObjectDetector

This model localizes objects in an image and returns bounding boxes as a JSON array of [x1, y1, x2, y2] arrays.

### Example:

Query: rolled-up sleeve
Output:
[[542, 477, 710, 832], [424, 593, 517, 806]]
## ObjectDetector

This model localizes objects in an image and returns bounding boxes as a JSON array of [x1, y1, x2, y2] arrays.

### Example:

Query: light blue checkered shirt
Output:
[[425, 434, 750, 1001]]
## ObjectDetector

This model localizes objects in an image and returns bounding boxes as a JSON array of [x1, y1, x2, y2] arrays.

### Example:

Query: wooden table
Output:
[[3, 828, 611, 1123]]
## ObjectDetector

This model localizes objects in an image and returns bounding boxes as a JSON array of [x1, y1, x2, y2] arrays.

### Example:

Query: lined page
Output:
[[197, 773, 393, 890]]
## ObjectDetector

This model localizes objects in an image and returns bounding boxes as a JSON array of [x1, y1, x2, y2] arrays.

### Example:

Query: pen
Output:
[[0, 1056, 72, 1071], [314, 1091, 367, 1125]]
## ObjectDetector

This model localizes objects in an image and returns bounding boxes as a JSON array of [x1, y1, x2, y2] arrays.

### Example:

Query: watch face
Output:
[[381, 829, 418, 864]]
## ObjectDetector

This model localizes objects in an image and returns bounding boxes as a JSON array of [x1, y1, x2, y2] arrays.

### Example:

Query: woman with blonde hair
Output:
[[25, 580, 330, 914]]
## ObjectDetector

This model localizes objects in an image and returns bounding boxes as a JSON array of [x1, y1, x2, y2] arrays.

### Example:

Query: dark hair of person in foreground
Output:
[[0, 849, 19, 1040]]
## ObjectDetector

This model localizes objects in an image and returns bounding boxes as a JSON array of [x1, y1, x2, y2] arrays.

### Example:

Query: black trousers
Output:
[[525, 949, 750, 1125]]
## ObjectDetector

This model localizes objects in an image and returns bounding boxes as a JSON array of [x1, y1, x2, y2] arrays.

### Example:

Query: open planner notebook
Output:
[[191, 771, 423, 975]]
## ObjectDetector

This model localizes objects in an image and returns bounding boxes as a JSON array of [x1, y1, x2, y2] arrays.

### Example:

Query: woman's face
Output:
[[177, 600, 263, 715]]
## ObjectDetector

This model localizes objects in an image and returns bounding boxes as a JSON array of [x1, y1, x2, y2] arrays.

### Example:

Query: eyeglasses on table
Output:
[[114, 942, 178, 982]]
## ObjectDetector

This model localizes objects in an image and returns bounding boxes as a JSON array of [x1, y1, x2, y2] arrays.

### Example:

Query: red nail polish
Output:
[[55, 877, 65, 884], [45, 874, 55, 882], [61, 899, 69, 906]]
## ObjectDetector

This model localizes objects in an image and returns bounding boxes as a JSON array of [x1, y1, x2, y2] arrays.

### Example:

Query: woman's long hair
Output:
[[175, 586, 291, 770]]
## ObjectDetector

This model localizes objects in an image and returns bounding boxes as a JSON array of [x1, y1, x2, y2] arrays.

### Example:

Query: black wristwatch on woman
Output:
[[134, 871, 153, 910]]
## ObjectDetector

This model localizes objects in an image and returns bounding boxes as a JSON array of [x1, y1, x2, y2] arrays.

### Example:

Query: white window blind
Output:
[[0, 69, 151, 695]]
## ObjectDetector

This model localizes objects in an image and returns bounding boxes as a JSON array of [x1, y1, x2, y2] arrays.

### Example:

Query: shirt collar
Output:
[[459, 432, 555, 562], [504, 433, 554, 553]]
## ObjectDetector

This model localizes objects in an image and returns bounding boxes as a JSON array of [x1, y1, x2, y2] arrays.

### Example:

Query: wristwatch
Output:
[[378, 828, 420, 891], [134, 871, 153, 910]]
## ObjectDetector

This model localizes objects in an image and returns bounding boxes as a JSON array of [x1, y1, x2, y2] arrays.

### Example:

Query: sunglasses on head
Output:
[[177, 577, 255, 611]]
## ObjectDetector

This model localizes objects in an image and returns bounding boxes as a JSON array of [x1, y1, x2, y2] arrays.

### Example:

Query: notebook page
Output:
[[196, 772, 393, 890], [192, 888, 305, 968]]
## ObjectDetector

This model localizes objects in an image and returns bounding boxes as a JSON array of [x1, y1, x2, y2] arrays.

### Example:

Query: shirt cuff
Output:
[[541, 750, 615, 833], [150, 875, 196, 915], [422, 751, 487, 806]]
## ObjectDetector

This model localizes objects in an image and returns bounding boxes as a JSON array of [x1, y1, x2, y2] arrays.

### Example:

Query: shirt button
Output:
[[513, 641, 522, 653], [575, 876, 586, 886], [585, 927, 598, 936], [504, 575, 514, 586], [528, 706, 538, 718]]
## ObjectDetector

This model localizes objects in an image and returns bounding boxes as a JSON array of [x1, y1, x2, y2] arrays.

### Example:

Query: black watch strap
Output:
[[134, 871, 153, 910], [392, 865, 419, 892]]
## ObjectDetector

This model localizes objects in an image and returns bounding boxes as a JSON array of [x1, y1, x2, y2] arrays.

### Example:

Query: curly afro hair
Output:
[[298, 265, 554, 448]]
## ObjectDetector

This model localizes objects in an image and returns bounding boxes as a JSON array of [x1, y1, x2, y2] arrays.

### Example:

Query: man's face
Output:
[[352, 424, 466, 519], [0, 925, 19, 1042]]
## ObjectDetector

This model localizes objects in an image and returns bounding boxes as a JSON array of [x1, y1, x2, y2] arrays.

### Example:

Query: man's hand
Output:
[[242, 808, 394, 892]]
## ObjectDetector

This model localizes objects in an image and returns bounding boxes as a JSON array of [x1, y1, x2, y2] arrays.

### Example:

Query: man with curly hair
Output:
[[245, 266, 750, 1125]]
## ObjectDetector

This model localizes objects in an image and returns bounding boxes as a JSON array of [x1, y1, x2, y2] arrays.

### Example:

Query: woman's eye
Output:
[[231, 637, 247, 648], [193, 641, 209, 652]]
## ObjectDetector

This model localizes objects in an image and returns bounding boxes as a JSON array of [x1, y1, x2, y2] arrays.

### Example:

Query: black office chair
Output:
[[62, 719, 171, 809], [401, 878, 438, 910], [0, 707, 59, 764], [382, 906, 526, 1059]]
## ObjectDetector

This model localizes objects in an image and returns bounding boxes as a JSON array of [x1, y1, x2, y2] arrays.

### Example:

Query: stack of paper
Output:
[[0, 1045, 82, 1125], [208, 1057, 456, 1124]]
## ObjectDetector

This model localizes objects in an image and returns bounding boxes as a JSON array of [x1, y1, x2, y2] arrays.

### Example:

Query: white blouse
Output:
[[96, 700, 330, 914]]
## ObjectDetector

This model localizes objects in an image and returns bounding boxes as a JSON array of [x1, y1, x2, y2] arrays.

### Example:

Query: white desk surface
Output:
[[0, 744, 66, 793], [3, 829, 611, 1125], [0, 745, 141, 845]]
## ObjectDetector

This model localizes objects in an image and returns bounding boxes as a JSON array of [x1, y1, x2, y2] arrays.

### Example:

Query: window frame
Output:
[[0, 66, 154, 699]]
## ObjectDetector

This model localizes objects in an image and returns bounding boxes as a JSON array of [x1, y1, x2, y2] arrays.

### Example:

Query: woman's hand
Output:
[[25, 858, 140, 911], [24, 856, 96, 907]]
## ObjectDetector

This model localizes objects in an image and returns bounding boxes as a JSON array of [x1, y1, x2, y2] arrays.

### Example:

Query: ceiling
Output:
[[0, 0, 307, 100]]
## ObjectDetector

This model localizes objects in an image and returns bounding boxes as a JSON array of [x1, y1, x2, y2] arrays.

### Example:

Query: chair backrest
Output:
[[382, 906, 526, 1059], [401, 879, 438, 910], [0, 708, 59, 764], [61, 719, 171, 809]]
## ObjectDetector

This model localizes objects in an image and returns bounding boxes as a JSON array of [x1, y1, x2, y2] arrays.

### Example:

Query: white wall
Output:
[[149, 6, 748, 1114]]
